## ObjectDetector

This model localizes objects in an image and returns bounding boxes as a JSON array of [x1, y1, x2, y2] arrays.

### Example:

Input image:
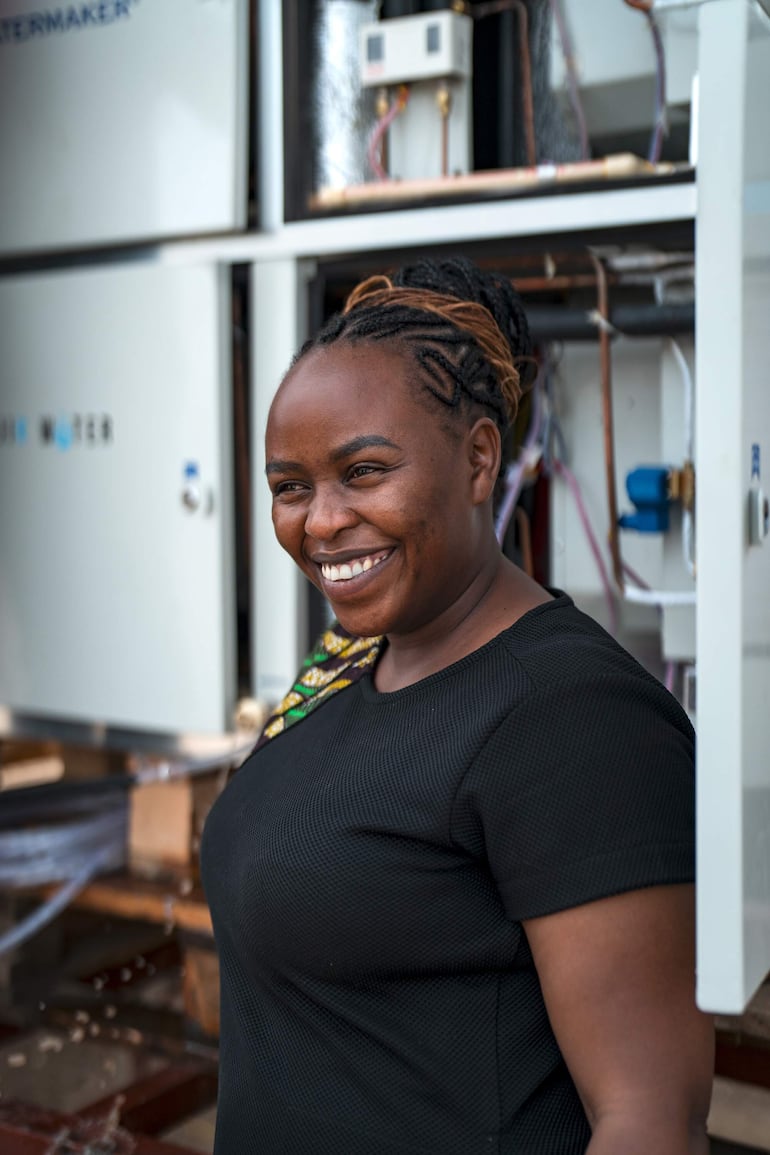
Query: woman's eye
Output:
[[348, 463, 379, 481], [273, 480, 306, 496]]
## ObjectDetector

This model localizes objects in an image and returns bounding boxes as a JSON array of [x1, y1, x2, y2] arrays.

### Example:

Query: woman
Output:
[[201, 257, 713, 1154]]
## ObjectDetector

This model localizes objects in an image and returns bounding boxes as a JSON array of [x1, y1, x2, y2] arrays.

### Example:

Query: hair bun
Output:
[[392, 256, 533, 375]]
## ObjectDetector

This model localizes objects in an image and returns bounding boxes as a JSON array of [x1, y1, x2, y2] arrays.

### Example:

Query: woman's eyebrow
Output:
[[266, 436, 401, 476], [265, 458, 302, 476], [330, 435, 401, 462]]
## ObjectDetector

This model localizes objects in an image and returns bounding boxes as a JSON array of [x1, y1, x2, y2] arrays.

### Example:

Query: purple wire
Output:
[[495, 371, 544, 544], [367, 94, 405, 181], [645, 8, 667, 163], [553, 459, 618, 635], [547, 0, 590, 161]]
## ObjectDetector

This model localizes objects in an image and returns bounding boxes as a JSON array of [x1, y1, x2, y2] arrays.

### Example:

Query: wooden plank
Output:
[[708, 1075, 770, 1153], [715, 1035, 770, 1091], [50, 876, 213, 936], [82, 1059, 217, 1137], [0, 1105, 198, 1154], [181, 944, 220, 1037], [715, 979, 770, 1045]]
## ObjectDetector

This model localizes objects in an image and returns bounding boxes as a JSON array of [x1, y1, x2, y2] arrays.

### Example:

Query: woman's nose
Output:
[[304, 486, 357, 540]]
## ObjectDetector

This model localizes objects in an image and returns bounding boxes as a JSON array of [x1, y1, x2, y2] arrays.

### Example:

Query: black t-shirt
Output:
[[201, 595, 695, 1154]]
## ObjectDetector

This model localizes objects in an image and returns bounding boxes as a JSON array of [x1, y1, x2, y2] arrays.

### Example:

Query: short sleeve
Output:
[[450, 672, 695, 922]]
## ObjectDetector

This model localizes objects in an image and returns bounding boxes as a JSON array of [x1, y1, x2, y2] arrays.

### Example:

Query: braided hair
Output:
[[295, 256, 533, 437]]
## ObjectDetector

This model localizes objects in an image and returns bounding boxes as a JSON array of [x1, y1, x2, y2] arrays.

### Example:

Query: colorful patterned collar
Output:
[[255, 626, 383, 750]]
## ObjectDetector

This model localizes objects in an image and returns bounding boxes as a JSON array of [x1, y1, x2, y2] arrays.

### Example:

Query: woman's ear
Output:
[[466, 417, 502, 505]]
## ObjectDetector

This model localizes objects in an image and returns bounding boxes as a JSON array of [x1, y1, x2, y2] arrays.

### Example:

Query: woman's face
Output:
[[265, 341, 497, 640]]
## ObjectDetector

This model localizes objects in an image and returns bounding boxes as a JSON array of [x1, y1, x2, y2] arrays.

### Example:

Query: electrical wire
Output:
[[0, 793, 127, 958], [367, 85, 409, 181], [495, 364, 544, 544], [588, 251, 625, 593], [0, 808, 126, 887], [623, 0, 667, 163], [514, 506, 535, 578], [646, 8, 667, 163], [623, 585, 695, 607], [547, 0, 590, 160], [552, 459, 618, 635], [622, 561, 650, 591], [0, 846, 117, 959], [668, 337, 694, 461]]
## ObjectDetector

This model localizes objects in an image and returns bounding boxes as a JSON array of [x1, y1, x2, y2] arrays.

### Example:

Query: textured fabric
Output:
[[201, 594, 695, 1154], [256, 626, 382, 748]]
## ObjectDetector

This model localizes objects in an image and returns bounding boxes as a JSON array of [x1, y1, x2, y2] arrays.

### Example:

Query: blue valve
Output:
[[618, 466, 672, 533]]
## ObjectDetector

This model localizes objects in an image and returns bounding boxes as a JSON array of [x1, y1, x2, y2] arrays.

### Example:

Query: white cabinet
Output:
[[0, 262, 235, 734], [695, 0, 770, 1011], [0, 0, 248, 255]]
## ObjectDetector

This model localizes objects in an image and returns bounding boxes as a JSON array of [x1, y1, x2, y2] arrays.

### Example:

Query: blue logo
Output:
[[0, 1, 138, 46], [0, 413, 114, 449], [752, 443, 761, 481]]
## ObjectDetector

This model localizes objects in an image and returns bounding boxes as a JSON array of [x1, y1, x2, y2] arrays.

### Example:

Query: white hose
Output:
[[669, 337, 694, 460], [623, 585, 695, 607]]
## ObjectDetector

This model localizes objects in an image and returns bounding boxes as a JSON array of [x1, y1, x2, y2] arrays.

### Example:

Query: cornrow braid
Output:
[[297, 257, 533, 435]]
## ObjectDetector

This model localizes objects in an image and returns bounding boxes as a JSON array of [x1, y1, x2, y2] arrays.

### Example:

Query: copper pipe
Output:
[[375, 88, 389, 177], [436, 83, 451, 178], [511, 273, 618, 293], [515, 506, 535, 578], [473, 0, 537, 166], [588, 251, 625, 592], [623, 0, 653, 10]]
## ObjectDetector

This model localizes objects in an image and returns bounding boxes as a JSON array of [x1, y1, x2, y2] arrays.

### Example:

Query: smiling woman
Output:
[[200, 257, 713, 1155]]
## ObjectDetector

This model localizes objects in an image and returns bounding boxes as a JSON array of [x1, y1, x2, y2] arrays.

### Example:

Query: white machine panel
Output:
[[0, 262, 235, 735], [551, 0, 697, 137], [0, 0, 248, 255], [696, 0, 770, 1012]]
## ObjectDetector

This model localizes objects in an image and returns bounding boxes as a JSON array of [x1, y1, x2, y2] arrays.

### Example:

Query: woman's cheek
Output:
[[272, 508, 301, 559]]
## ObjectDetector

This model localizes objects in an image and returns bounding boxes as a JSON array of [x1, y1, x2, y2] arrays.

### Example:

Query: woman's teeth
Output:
[[321, 552, 388, 583]]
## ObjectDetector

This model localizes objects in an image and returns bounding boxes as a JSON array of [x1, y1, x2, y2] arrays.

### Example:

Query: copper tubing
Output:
[[623, 0, 653, 10], [375, 88, 390, 176], [588, 252, 625, 593], [473, 0, 537, 166], [436, 83, 451, 178], [515, 506, 535, 578], [511, 273, 618, 293]]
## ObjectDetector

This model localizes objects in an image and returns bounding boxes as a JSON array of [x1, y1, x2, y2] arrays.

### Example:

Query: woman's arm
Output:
[[523, 883, 714, 1154]]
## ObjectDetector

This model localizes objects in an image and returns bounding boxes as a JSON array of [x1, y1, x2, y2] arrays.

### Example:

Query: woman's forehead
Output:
[[271, 342, 416, 420], [265, 341, 451, 464]]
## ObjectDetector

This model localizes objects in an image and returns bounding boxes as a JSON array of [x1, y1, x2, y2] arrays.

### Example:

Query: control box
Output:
[[359, 11, 473, 182], [360, 11, 472, 89]]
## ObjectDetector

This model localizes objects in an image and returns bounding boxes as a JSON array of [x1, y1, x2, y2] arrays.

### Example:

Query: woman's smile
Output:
[[316, 548, 394, 586]]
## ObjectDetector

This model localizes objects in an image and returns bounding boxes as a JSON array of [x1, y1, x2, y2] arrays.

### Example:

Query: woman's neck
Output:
[[373, 557, 552, 693]]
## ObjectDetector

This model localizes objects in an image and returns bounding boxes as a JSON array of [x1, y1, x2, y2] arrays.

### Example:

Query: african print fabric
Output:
[[255, 626, 383, 750]]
